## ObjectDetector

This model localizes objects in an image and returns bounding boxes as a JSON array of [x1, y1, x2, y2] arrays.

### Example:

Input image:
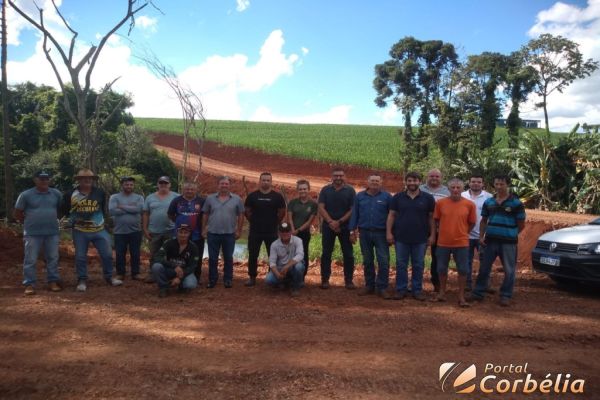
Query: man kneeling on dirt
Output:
[[151, 224, 199, 298], [265, 223, 305, 297]]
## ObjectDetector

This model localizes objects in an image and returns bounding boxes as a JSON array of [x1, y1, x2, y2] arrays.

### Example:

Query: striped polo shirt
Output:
[[481, 194, 526, 243]]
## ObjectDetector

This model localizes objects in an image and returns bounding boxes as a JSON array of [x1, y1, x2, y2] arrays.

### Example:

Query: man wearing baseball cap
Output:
[[264, 222, 305, 297], [61, 169, 122, 292], [151, 223, 200, 297], [142, 176, 179, 283], [14, 170, 63, 295]]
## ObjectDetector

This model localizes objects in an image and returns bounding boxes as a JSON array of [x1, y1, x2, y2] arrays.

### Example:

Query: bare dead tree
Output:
[[8, 0, 155, 172], [1, 0, 13, 220], [136, 51, 206, 191]]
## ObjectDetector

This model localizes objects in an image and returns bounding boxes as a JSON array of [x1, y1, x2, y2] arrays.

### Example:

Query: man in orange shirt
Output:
[[433, 178, 476, 307]]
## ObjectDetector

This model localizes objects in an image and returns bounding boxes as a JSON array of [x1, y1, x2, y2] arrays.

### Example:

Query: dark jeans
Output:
[[151, 263, 198, 290], [296, 229, 311, 277], [359, 229, 389, 290], [192, 237, 205, 278], [320, 224, 355, 283], [473, 240, 518, 300], [247, 231, 277, 278], [429, 243, 439, 288], [207, 233, 236, 285], [114, 231, 143, 277]]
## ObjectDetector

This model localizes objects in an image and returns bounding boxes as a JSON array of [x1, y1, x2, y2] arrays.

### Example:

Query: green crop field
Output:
[[137, 117, 558, 172]]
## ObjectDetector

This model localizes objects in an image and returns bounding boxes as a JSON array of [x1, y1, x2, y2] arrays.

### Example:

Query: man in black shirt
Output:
[[151, 224, 199, 298], [244, 172, 286, 286], [318, 167, 356, 289]]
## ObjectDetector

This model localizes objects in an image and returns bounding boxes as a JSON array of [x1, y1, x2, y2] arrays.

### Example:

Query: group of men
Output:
[[15, 166, 525, 306]]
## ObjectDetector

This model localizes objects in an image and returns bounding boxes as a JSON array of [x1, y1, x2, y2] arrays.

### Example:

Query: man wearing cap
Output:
[[167, 181, 205, 282], [201, 176, 245, 288], [142, 176, 179, 283], [151, 224, 199, 298], [61, 169, 122, 291], [265, 222, 305, 297], [14, 170, 63, 295], [109, 176, 145, 281]]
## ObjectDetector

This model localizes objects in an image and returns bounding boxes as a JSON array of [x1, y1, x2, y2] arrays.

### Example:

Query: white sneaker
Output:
[[110, 277, 123, 286], [76, 281, 87, 292]]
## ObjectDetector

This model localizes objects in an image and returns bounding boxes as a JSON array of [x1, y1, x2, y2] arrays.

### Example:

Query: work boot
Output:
[[24, 285, 35, 295], [48, 282, 62, 292]]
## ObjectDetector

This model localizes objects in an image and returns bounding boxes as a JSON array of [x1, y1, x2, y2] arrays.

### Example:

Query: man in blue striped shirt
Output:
[[349, 174, 392, 299], [470, 175, 526, 306]]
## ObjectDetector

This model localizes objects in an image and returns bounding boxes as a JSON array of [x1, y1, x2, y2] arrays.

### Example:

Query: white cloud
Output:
[[136, 15, 158, 32], [236, 0, 250, 12], [375, 105, 402, 125], [250, 105, 352, 124], [523, 0, 600, 132], [301, 47, 309, 56]]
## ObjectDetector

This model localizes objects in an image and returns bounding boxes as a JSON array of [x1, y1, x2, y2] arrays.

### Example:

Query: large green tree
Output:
[[504, 51, 537, 148], [521, 33, 599, 133]]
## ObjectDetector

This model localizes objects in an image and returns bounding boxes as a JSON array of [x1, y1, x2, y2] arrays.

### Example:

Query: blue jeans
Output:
[[436, 246, 469, 275], [359, 229, 389, 290], [22, 235, 60, 286], [207, 233, 236, 285], [72, 229, 114, 281], [151, 263, 198, 290], [265, 262, 305, 290], [114, 231, 142, 277], [320, 224, 355, 283], [473, 240, 517, 300], [394, 242, 427, 295]]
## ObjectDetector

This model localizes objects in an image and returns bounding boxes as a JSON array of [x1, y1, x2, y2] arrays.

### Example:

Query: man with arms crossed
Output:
[[433, 178, 476, 307], [202, 176, 245, 288], [350, 174, 392, 299], [265, 223, 305, 297], [386, 172, 435, 301], [318, 167, 356, 289], [470, 175, 526, 307], [109, 176, 144, 281], [15, 170, 63, 295], [461, 174, 492, 291], [143, 176, 179, 283], [420, 169, 450, 293], [244, 172, 286, 287]]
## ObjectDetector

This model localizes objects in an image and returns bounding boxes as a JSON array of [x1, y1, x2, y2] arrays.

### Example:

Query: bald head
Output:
[[426, 169, 443, 188]]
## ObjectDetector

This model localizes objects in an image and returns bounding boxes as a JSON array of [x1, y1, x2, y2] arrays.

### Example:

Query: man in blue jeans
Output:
[[386, 172, 435, 301], [265, 223, 305, 297], [109, 176, 144, 281], [151, 224, 199, 298], [349, 174, 392, 299], [470, 175, 526, 307], [62, 169, 122, 292], [14, 170, 63, 295], [201, 176, 245, 288]]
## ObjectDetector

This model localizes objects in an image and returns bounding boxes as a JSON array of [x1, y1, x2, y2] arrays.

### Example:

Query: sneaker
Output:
[[24, 285, 35, 295], [393, 291, 407, 300], [109, 277, 123, 287], [378, 290, 392, 300], [244, 278, 256, 287], [499, 297, 511, 307], [48, 282, 62, 292], [158, 288, 168, 298], [224, 281, 233, 288], [291, 289, 300, 297], [76, 281, 87, 292], [115, 274, 125, 281], [320, 281, 330, 289], [413, 292, 427, 301], [358, 287, 375, 296], [345, 281, 356, 290]]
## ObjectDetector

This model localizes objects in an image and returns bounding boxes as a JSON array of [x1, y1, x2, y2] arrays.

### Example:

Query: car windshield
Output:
[[590, 218, 600, 225]]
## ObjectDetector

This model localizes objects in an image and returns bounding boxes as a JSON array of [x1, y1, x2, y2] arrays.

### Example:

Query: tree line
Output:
[[373, 34, 599, 214]]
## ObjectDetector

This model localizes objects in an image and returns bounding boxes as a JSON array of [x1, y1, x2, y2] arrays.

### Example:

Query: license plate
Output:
[[540, 256, 560, 266]]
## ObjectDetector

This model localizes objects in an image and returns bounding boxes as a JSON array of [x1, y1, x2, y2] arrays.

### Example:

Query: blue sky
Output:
[[6, 0, 600, 130]]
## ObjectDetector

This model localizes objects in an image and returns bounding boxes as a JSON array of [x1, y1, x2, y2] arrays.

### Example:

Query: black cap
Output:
[[178, 223, 192, 232], [34, 170, 51, 178], [278, 222, 292, 233], [120, 176, 135, 183]]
